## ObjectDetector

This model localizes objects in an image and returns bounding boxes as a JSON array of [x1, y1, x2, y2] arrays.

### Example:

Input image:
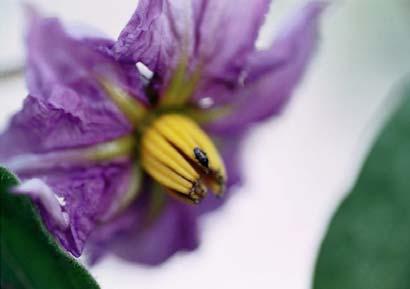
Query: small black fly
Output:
[[194, 147, 209, 168]]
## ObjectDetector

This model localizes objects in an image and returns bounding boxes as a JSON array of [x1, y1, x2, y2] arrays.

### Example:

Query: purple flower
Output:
[[0, 0, 325, 265]]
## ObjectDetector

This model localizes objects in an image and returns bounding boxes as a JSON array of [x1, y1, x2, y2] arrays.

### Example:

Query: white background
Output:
[[1, 0, 410, 289]]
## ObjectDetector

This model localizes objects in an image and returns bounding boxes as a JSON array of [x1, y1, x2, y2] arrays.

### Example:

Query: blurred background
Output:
[[1, 0, 409, 289]]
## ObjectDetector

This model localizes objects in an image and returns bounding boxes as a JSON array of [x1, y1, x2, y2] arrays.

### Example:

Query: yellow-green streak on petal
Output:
[[99, 79, 147, 126], [160, 27, 201, 107], [103, 163, 142, 220], [144, 184, 167, 226], [187, 105, 234, 124], [87, 135, 136, 161], [160, 55, 201, 107], [6, 135, 136, 173]]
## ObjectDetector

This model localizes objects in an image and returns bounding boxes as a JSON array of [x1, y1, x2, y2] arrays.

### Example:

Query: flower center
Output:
[[140, 114, 226, 204]]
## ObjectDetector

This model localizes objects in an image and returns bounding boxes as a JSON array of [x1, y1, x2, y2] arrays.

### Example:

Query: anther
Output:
[[141, 114, 227, 204]]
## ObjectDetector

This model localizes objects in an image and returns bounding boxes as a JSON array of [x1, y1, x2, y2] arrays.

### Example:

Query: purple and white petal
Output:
[[13, 178, 69, 229], [205, 2, 326, 134], [16, 162, 136, 257]]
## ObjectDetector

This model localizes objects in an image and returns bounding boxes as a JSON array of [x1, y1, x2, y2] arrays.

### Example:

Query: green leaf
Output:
[[0, 167, 100, 289], [313, 85, 410, 289]]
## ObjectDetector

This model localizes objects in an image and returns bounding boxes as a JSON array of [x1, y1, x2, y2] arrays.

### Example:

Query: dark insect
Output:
[[194, 147, 209, 168]]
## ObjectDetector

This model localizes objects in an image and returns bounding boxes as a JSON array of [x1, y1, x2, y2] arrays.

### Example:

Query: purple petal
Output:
[[191, 0, 271, 81], [113, 201, 198, 265], [88, 191, 198, 265], [0, 11, 146, 158], [205, 1, 326, 133], [0, 94, 127, 158], [17, 162, 135, 257], [26, 10, 144, 103], [113, 0, 270, 85], [113, 0, 192, 77]]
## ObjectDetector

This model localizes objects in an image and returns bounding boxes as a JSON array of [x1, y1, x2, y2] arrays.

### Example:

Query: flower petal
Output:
[[0, 11, 145, 159], [88, 193, 198, 265], [26, 9, 144, 103], [191, 0, 271, 81], [0, 91, 129, 159], [113, 0, 270, 85], [205, 1, 326, 133], [16, 162, 136, 257], [113, 0, 193, 77]]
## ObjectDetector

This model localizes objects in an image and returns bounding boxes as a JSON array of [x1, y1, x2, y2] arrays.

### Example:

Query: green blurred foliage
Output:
[[313, 84, 410, 289], [0, 167, 100, 289]]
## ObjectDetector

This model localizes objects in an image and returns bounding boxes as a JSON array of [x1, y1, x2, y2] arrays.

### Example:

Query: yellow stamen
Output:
[[143, 153, 193, 192], [141, 114, 226, 204], [164, 114, 226, 178], [142, 129, 199, 180]]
